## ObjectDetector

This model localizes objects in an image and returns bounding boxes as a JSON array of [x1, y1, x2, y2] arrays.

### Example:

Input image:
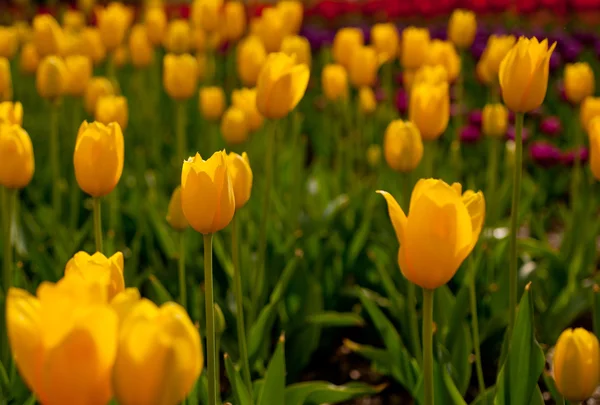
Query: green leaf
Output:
[[343, 339, 392, 376], [470, 387, 495, 405], [257, 335, 285, 405], [346, 194, 376, 265], [224, 353, 251, 405], [304, 311, 365, 327], [494, 285, 545, 405], [285, 381, 385, 405], [213, 232, 234, 279], [146, 203, 177, 258], [148, 274, 173, 304]]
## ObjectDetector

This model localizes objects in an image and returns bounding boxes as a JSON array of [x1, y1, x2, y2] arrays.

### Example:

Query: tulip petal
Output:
[[376, 190, 406, 244], [180, 166, 218, 234], [288, 63, 310, 111], [461, 190, 486, 249]]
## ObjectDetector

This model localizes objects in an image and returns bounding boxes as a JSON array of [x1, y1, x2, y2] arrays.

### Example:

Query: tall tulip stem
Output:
[[422, 288, 434, 405], [508, 112, 524, 338], [176, 101, 187, 164], [468, 258, 485, 395], [179, 231, 186, 308], [486, 138, 499, 225], [50, 101, 60, 217], [571, 107, 583, 214], [203, 233, 218, 405], [92, 197, 103, 253], [1, 187, 16, 366]]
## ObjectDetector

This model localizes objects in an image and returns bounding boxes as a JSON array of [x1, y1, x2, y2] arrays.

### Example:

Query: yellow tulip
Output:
[[113, 45, 129, 67], [224, 1, 246, 42], [20, 42, 40, 74], [580, 96, 600, 133], [110, 288, 141, 326], [409, 82, 450, 141], [220, 107, 249, 145], [6, 278, 118, 405], [199, 86, 226, 121], [281, 35, 312, 69], [478, 35, 516, 85], [383, 120, 423, 173], [196, 52, 212, 83], [96, 2, 133, 51], [425, 40, 461, 82], [64, 251, 125, 301], [231, 87, 264, 132], [0, 124, 34, 189], [447, 9, 477, 49], [82, 28, 107, 65], [163, 53, 198, 100], [33, 14, 64, 57], [359, 86, 377, 114], [36, 56, 68, 100], [191, 0, 223, 33], [0, 101, 23, 126], [589, 118, 600, 181], [181, 150, 235, 234], [371, 23, 399, 63], [78, 0, 96, 15], [74, 121, 124, 197], [60, 31, 87, 57], [0, 27, 18, 59], [553, 328, 600, 402], [256, 52, 309, 119], [113, 299, 202, 405], [482, 103, 508, 138], [499, 36, 556, 113], [403, 70, 415, 91], [413, 64, 448, 87], [65, 55, 92, 97], [166, 186, 189, 231], [95, 95, 129, 130], [236, 35, 267, 87], [401, 27, 430, 69], [0, 58, 12, 102], [564, 62, 595, 105], [227, 152, 252, 208], [349, 45, 382, 88], [192, 28, 207, 53], [255, 8, 285, 52], [276, 0, 303, 36], [14, 21, 32, 45], [62, 9, 86, 33], [145, 6, 167, 47], [332, 27, 364, 70], [377, 179, 485, 289], [322, 64, 348, 101], [164, 19, 191, 54], [129, 24, 154, 68], [84, 76, 115, 115]]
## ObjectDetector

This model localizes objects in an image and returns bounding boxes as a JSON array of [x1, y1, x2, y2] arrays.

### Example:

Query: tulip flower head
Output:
[[322, 64, 348, 101], [409, 82, 450, 141], [0, 57, 12, 101], [332, 27, 364, 70], [65, 251, 125, 301], [163, 53, 198, 100], [20, 42, 40, 74], [221, 107, 249, 145], [371, 23, 400, 63], [129, 24, 154, 68], [401, 27, 430, 70], [36, 56, 68, 101], [413, 64, 448, 87], [588, 117, 600, 181], [254, 7, 286, 53], [96, 2, 133, 51], [62, 10, 86, 33], [227, 151, 253, 208], [447, 9, 477, 49], [84, 77, 115, 115], [164, 19, 191, 54], [359, 86, 377, 114], [581, 96, 600, 133], [65, 55, 93, 97], [223, 1, 246, 42], [191, 0, 224, 33], [236, 36, 267, 87], [281, 35, 312, 69], [564, 62, 595, 105], [199, 86, 226, 121], [0, 26, 18, 59], [33, 14, 64, 57], [276, 0, 303, 36], [425, 40, 461, 82], [145, 6, 167, 46], [383, 120, 424, 173], [479, 35, 516, 85], [349, 45, 382, 88], [482, 103, 509, 138], [95, 95, 129, 130], [0, 101, 23, 126], [231, 88, 264, 132], [0, 124, 34, 189], [82, 27, 107, 66]]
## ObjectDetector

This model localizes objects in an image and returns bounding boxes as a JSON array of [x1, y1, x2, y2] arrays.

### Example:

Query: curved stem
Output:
[[50, 101, 60, 217], [469, 261, 485, 395], [203, 234, 217, 405], [422, 288, 435, 405], [92, 197, 103, 253], [179, 231, 186, 308]]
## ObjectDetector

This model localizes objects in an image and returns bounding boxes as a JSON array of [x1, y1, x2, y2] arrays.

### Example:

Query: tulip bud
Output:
[[409, 82, 450, 141], [166, 186, 188, 231], [0, 27, 18, 59], [224, 1, 246, 42], [564, 62, 595, 105], [62, 10, 86, 33], [425, 40, 461, 82], [236, 36, 267, 87], [482, 103, 508, 138], [322, 64, 348, 102], [553, 328, 600, 402], [359, 86, 377, 114], [588, 117, 600, 181], [226, 152, 252, 208], [231, 88, 264, 132], [33, 14, 64, 57], [144, 6, 167, 47], [65, 55, 93, 97], [199, 86, 226, 121], [255, 8, 285, 53], [163, 53, 198, 100], [129, 24, 154, 68], [95, 95, 128, 130], [349, 45, 381, 88], [0, 58, 12, 101], [332, 28, 364, 70], [74, 121, 124, 197], [447, 9, 477, 49], [97, 2, 133, 51], [82, 28, 107, 66], [0, 102, 22, 126], [276, 0, 303, 36], [383, 120, 423, 172], [36, 56, 68, 100], [281, 35, 312, 69], [401, 27, 430, 69], [20, 42, 39, 75], [191, 0, 223, 33], [84, 77, 115, 115], [64, 251, 125, 300], [164, 19, 191, 54], [371, 23, 399, 63], [0, 124, 34, 189], [220, 107, 248, 145], [181, 151, 235, 234]]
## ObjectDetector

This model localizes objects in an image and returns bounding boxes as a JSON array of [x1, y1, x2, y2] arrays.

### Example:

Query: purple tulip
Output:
[[561, 147, 590, 166], [507, 125, 530, 142], [375, 87, 387, 103], [550, 52, 562, 72], [530, 141, 562, 167], [470, 40, 487, 60], [430, 26, 447, 41], [540, 116, 562, 137], [460, 125, 481, 144], [468, 109, 483, 127], [395, 88, 408, 115], [561, 40, 583, 63], [573, 30, 596, 46]]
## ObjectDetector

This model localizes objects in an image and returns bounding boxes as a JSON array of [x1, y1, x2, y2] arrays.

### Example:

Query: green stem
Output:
[[1, 187, 15, 367], [179, 231, 187, 309], [452, 54, 465, 180], [50, 101, 60, 218], [486, 138, 499, 225], [106, 52, 118, 92], [571, 107, 582, 213], [469, 260, 485, 395], [424, 141, 437, 178], [232, 217, 252, 399], [508, 112, 524, 338], [176, 101, 187, 164], [203, 234, 217, 405], [92, 197, 103, 253], [422, 288, 435, 405]]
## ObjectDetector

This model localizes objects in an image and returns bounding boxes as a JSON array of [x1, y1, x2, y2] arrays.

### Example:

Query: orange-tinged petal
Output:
[[181, 167, 218, 234], [376, 190, 406, 244], [461, 190, 485, 248]]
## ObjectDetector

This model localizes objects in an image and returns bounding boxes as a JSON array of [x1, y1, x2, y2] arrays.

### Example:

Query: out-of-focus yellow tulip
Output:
[[588, 118, 600, 181], [403, 70, 416, 90], [231, 87, 264, 132], [255, 8, 285, 53], [113, 299, 202, 405], [0, 58, 11, 101], [81, 27, 107, 65], [236, 35, 266, 87], [78, 0, 97, 16], [74, 120, 124, 197], [482, 103, 508, 138], [129, 24, 154, 68], [359, 86, 377, 114], [349, 45, 381, 88], [199, 86, 226, 121], [163, 53, 198, 100], [181, 150, 235, 234], [332, 27, 364, 70], [367, 144, 382, 167], [191, 28, 207, 53], [378, 179, 485, 289], [322, 64, 348, 101], [478, 35, 516, 85], [401, 27, 430, 70], [84, 76, 114, 115], [0, 124, 34, 189], [0, 27, 18, 59], [20, 42, 39, 74], [413, 64, 448, 87], [409, 82, 450, 140], [36, 56, 67, 100], [447, 9, 477, 49], [64, 251, 125, 301], [0, 102, 23, 126], [383, 120, 423, 173], [191, 0, 223, 33], [62, 9, 86, 33], [65, 55, 92, 97], [256, 52, 309, 119], [166, 186, 189, 231], [220, 107, 248, 145], [59, 31, 86, 57], [164, 19, 191, 54], [224, 1, 246, 42], [95, 95, 128, 130], [582, 96, 600, 134], [425, 40, 461, 82], [6, 277, 118, 405], [371, 23, 399, 63], [553, 328, 600, 402], [499, 37, 556, 113], [33, 14, 64, 57], [96, 2, 133, 51], [196, 52, 212, 83], [564, 62, 595, 105], [276, 0, 303, 36], [281, 35, 312, 68], [227, 151, 252, 208], [145, 6, 167, 47], [113, 45, 129, 67], [14, 21, 32, 45]]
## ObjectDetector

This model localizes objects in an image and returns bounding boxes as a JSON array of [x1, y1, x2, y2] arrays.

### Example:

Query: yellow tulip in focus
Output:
[[166, 186, 189, 231], [322, 64, 348, 101], [383, 120, 424, 173], [447, 9, 477, 49], [255, 8, 285, 53], [256, 52, 310, 119], [231, 88, 264, 132], [199, 86, 226, 121], [553, 328, 600, 402], [95, 95, 129, 130], [113, 299, 202, 405], [499, 37, 556, 113], [564, 62, 595, 105], [164, 19, 191, 54], [378, 179, 485, 289], [33, 14, 64, 57], [479, 35, 516, 84], [62, 10, 86, 33], [181, 151, 235, 234], [425, 40, 461, 82], [36, 56, 67, 100], [236, 36, 267, 87], [401, 27, 430, 70], [371, 23, 399, 63], [20, 42, 39, 74], [74, 121, 124, 198], [0, 27, 18, 59], [65, 55, 92, 97], [359, 86, 377, 114], [349, 45, 381, 88], [277, 0, 303, 36], [413, 64, 448, 87], [281, 35, 312, 69], [0, 124, 34, 189], [227, 152, 252, 208], [332, 27, 364, 70], [82, 28, 107, 65], [191, 0, 223, 33], [482, 103, 508, 138], [145, 6, 167, 46], [409, 82, 450, 140], [220, 107, 249, 145], [64, 251, 125, 301], [96, 2, 133, 51], [84, 76, 114, 115], [0, 102, 23, 126], [0, 58, 12, 102], [163, 53, 198, 100], [224, 1, 246, 42], [129, 24, 154, 68]]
